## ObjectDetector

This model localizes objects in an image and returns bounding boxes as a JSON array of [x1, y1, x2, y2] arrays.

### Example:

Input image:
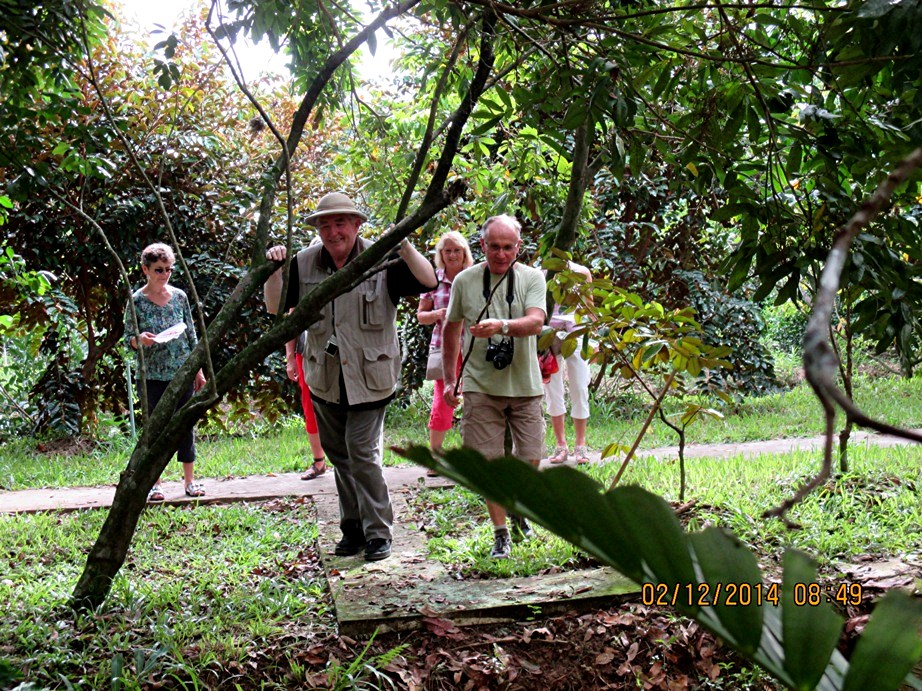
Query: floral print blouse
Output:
[[123, 287, 198, 381]]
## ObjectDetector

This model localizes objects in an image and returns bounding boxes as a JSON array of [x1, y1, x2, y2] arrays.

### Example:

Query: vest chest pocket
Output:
[[361, 343, 399, 391], [358, 275, 386, 330]]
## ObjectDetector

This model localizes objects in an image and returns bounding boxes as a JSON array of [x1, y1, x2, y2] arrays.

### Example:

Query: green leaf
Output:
[[542, 257, 568, 272], [607, 486, 697, 608], [746, 104, 762, 141], [629, 137, 647, 176], [843, 591, 922, 691], [785, 141, 803, 177], [601, 442, 629, 459], [537, 329, 556, 351], [688, 528, 763, 654], [400, 446, 644, 577], [781, 550, 842, 690], [559, 337, 577, 359], [857, 0, 896, 19]]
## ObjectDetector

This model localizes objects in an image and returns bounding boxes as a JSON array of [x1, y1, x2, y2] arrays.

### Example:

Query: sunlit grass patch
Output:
[[0, 499, 331, 688], [405, 444, 922, 581], [602, 444, 922, 567], [404, 485, 597, 578]]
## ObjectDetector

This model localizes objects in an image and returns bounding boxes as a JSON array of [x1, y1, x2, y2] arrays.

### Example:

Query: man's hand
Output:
[[443, 380, 461, 408], [285, 356, 299, 382], [194, 369, 206, 392], [469, 319, 504, 339], [266, 245, 287, 262]]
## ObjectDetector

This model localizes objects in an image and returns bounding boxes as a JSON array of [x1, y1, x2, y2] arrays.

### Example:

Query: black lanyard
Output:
[[481, 263, 515, 320]]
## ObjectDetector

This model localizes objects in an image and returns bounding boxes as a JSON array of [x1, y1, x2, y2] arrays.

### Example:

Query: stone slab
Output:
[[315, 487, 638, 637]]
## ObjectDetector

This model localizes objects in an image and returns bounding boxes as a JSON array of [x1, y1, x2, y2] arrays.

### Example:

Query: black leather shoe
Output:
[[364, 538, 392, 562], [334, 533, 366, 556]]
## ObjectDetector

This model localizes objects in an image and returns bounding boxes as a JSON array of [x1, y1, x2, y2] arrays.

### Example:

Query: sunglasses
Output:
[[151, 266, 174, 274]]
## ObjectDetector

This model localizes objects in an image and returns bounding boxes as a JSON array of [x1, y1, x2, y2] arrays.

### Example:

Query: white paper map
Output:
[[152, 322, 187, 344]]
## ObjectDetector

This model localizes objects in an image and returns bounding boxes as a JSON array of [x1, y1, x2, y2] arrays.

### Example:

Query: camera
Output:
[[485, 338, 514, 370], [324, 335, 339, 357]]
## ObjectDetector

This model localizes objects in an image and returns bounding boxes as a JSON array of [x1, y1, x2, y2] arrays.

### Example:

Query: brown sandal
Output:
[[301, 461, 327, 480], [549, 446, 569, 464]]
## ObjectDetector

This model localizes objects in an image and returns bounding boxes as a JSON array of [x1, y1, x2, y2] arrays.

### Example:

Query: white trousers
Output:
[[544, 350, 590, 419]]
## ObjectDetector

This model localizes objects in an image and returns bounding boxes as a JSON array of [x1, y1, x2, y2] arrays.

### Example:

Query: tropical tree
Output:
[[0, 10, 343, 436]]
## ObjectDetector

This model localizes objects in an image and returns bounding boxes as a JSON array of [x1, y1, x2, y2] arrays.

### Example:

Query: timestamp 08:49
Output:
[[641, 581, 863, 608]]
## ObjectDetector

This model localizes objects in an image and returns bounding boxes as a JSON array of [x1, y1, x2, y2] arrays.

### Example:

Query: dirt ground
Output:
[[194, 595, 877, 690]]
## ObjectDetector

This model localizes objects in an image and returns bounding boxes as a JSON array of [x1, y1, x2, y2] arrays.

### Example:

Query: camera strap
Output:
[[481, 263, 515, 322]]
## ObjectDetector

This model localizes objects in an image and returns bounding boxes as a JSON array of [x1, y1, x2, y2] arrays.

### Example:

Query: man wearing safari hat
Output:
[[264, 192, 437, 562]]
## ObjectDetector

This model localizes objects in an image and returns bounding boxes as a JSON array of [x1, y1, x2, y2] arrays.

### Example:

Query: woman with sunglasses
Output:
[[124, 242, 206, 501]]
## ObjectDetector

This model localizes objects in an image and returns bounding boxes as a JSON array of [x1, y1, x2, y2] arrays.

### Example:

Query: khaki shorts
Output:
[[461, 392, 546, 461]]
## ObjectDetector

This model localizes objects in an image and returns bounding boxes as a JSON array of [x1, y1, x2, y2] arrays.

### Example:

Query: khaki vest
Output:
[[296, 238, 400, 405]]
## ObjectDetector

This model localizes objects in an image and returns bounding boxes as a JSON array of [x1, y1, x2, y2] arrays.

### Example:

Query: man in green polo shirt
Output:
[[441, 214, 547, 559]]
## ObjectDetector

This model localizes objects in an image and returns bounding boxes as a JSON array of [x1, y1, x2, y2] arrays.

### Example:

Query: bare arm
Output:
[[417, 295, 446, 325], [568, 260, 591, 281], [284, 309, 299, 381], [263, 245, 287, 315], [441, 319, 464, 407], [567, 260, 594, 309], [468, 306, 545, 340]]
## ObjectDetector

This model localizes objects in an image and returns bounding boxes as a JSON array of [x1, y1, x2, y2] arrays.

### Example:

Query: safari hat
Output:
[[305, 192, 368, 225]]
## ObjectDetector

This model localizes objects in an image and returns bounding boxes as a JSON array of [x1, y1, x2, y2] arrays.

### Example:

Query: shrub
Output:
[[677, 270, 779, 396], [762, 302, 809, 354]]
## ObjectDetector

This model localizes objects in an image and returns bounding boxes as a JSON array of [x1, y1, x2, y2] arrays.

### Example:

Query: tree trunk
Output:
[[546, 117, 594, 316], [70, 3, 489, 611]]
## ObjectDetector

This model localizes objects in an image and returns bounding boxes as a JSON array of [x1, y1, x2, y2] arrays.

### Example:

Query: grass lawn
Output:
[[1, 374, 920, 688], [2, 373, 921, 491]]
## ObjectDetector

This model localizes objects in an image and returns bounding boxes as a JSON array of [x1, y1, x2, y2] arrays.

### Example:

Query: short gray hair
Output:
[[480, 214, 521, 240], [141, 242, 175, 266]]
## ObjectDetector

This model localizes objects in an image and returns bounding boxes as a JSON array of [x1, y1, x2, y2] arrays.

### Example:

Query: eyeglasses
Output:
[[152, 266, 174, 274], [485, 243, 518, 253]]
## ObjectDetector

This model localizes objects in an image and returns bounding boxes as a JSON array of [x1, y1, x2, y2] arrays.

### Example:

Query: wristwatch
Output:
[[501, 319, 510, 336]]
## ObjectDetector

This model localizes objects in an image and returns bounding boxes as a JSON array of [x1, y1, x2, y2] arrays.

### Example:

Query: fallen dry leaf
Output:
[[595, 649, 615, 665], [422, 616, 463, 638]]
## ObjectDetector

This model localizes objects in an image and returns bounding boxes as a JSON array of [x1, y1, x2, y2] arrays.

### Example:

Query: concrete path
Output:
[[3, 428, 919, 514]]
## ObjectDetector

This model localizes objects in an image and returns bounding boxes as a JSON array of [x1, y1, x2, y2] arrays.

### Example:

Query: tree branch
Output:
[[395, 21, 472, 222], [764, 147, 922, 525], [545, 117, 594, 317]]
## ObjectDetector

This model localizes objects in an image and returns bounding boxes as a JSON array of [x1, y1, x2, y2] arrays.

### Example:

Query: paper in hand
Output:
[[152, 322, 187, 343]]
